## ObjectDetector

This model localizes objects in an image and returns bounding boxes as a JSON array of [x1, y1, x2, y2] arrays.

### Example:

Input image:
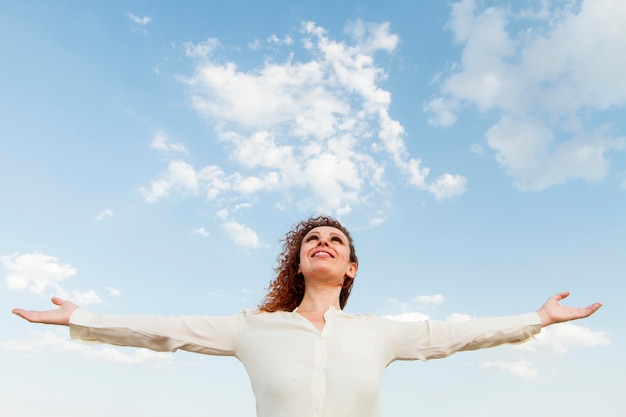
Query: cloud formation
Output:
[[127, 13, 151, 26], [94, 209, 114, 221], [2, 252, 77, 294], [142, 20, 466, 226], [521, 321, 611, 354], [151, 131, 189, 154], [426, 0, 626, 190], [2, 252, 101, 305]]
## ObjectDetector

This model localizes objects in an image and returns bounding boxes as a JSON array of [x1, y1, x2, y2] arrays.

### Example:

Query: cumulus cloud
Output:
[[1, 330, 172, 365], [223, 221, 263, 249], [2, 252, 77, 294], [140, 160, 200, 202], [426, 0, 626, 190], [143, 20, 465, 222], [2, 252, 102, 305]]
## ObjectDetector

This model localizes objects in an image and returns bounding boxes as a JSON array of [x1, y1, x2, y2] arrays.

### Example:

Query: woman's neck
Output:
[[297, 285, 342, 314]]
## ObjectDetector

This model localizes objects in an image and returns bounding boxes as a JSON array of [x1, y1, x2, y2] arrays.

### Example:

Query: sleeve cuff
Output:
[[68, 309, 95, 340]]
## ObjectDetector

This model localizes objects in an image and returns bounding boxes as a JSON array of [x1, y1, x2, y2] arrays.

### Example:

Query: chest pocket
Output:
[[340, 324, 377, 356]]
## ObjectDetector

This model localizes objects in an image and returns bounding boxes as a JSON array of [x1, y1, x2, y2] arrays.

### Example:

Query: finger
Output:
[[585, 302, 602, 317], [555, 291, 571, 301], [12, 308, 36, 322], [51, 297, 65, 307]]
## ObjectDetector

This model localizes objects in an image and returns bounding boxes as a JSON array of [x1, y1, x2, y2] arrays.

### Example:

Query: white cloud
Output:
[[140, 160, 199, 202], [127, 13, 151, 25], [427, 173, 468, 200], [2, 252, 76, 294], [184, 38, 221, 59], [2, 252, 102, 304], [193, 227, 209, 237], [426, 0, 626, 190], [267, 34, 293, 46], [64, 289, 102, 306], [94, 209, 113, 221], [386, 293, 447, 319], [223, 221, 263, 249], [1, 330, 172, 365], [143, 20, 465, 220], [344, 19, 399, 53], [414, 293, 445, 306], [483, 359, 539, 379], [107, 286, 121, 296], [446, 313, 473, 322], [520, 322, 611, 354], [151, 131, 188, 154]]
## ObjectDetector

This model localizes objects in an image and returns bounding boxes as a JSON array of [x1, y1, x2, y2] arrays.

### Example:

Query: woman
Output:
[[12, 215, 602, 417]]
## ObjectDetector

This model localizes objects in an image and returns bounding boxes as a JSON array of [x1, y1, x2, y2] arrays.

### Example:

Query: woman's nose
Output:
[[317, 237, 329, 246]]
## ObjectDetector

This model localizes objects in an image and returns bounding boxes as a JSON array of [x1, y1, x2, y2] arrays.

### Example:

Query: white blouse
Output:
[[69, 307, 542, 417]]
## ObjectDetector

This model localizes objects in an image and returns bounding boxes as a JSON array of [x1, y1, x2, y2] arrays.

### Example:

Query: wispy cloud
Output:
[[94, 209, 113, 221], [414, 293, 445, 307], [483, 359, 539, 379], [127, 12, 151, 26], [184, 38, 221, 58], [151, 131, 188, 154], [107, 286, 121, 296]]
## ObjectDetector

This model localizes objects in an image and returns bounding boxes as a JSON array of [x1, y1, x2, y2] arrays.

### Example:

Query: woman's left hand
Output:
[[536, 291, 602, 327]]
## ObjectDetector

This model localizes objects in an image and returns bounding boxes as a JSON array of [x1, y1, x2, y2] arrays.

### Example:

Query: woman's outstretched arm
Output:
[[12, 297, 78, 326]]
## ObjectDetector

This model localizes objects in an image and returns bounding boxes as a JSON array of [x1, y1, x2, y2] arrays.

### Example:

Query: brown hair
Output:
[[258, 215, 358, 312]]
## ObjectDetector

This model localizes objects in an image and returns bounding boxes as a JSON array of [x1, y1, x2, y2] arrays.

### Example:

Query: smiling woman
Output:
[[259, 216, 359, 313], [11, 215, 602, 417]]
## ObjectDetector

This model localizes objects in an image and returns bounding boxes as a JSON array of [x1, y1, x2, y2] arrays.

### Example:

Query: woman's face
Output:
[[298, 226, 357, 284]]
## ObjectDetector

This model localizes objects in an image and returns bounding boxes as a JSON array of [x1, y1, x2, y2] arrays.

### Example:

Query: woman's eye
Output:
[[306, 235, 318, 242], [331, 236, 343, 243]]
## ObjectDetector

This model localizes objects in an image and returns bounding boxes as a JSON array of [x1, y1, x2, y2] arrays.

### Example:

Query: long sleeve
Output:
[[385, 312, 542, 362], [69, 309, 244, 356]]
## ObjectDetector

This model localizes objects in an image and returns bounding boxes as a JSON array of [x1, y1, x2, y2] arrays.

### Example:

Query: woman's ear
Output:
[[346, 262, 358, 279]]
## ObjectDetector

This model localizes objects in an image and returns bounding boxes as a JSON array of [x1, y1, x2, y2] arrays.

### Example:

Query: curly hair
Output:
[[258, 215, 358, 312]]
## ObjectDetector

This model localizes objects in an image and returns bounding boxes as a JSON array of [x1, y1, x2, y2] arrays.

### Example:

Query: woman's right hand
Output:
[[12, 297, 78, 326]]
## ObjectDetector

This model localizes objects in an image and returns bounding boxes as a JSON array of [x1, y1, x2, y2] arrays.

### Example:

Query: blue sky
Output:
[[1, 0, 624, 416]]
